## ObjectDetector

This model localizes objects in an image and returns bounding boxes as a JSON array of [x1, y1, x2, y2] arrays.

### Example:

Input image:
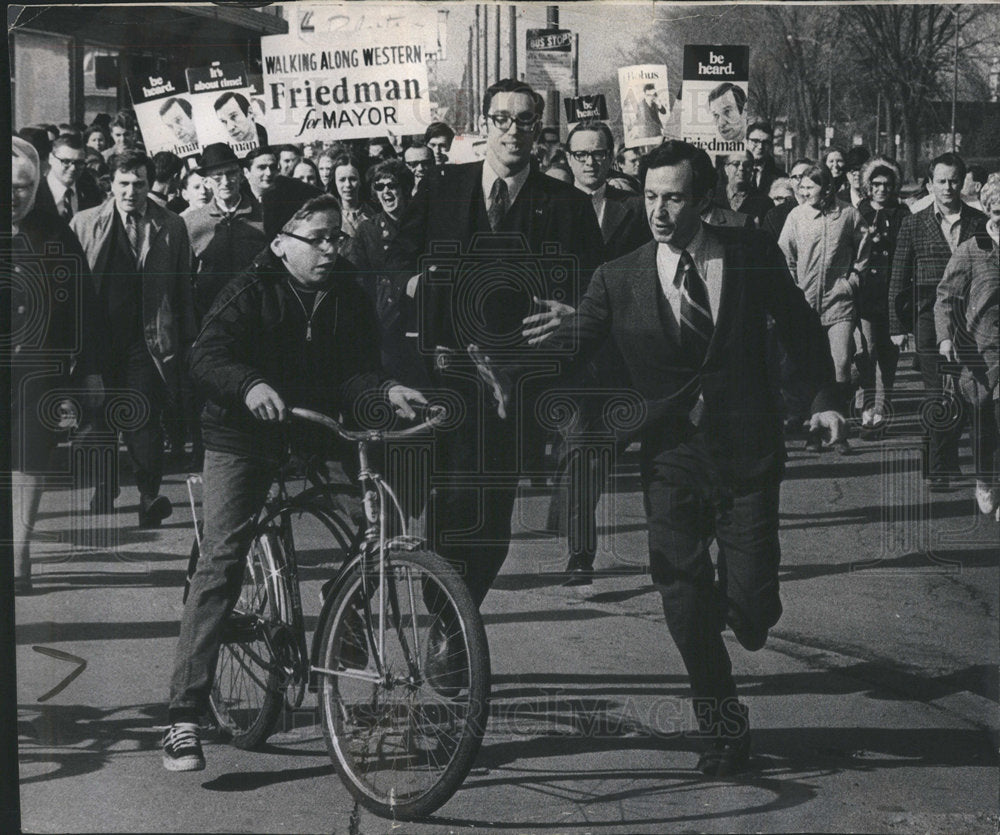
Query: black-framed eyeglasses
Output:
[[405, 160, 431, 170], [282, 230, 344, 249], [372, 180, 400, 192], [746, 137, 770, 146], [53, 155, 86, 168], [487, 112, 540, 132], [568, 150, 611, 164]]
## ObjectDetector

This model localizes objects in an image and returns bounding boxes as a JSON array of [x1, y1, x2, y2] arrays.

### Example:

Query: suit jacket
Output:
[[750, 157, 785, 197], [35, 174, 104, 219], [602, 185, 651, 261], [888, 201, 985, 335], [544, 227, 839, 485], [70, 198, 196, 396], [391, 159, 605, 353]]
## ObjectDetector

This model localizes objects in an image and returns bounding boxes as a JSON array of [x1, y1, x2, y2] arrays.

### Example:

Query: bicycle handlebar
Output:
[[290, 404, 447, 442]]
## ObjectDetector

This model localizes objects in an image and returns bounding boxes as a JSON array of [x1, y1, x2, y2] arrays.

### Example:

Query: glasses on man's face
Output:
[[53, 155, 86, 168], [283, 230, 344, 250], [372, 180, 400, 192], [487, 112, 540, 132], [405, 160, 431, 170], [569, 150, 611, 164], [746, 137, 769, 147], [208, 168, 241, 182]]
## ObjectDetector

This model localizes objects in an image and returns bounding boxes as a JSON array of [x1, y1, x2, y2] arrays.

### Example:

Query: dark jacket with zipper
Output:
[[189, 250, 393, 459]]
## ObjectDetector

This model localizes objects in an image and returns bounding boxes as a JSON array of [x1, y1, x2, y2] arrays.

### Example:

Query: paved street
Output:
[[13, 358, 1000, 834]]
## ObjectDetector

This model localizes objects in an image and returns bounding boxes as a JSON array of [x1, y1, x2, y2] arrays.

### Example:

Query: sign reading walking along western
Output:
[[681, 45, 750, 158], [260, 28, 434, 143], [525, 28, 574, 92], [126, 70, 200, 159], [184, 62, 259, 157], [619, 64, 670, 149]]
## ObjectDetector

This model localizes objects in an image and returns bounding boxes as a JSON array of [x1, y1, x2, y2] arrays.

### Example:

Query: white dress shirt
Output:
[[655, 224, 725, 328], [482, 159, 530, 213], [934, 204, 963, 253], [46, 171, 76, 215]]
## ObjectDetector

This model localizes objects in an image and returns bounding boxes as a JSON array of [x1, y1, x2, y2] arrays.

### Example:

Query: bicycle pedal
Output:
[[220, 613, 260, 644]]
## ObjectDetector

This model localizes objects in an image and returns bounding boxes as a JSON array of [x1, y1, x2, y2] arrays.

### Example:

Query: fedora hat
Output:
[[196, 142, 239, 174]]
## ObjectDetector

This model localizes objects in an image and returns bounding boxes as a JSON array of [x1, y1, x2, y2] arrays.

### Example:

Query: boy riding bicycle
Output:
[[163, 194, 425, 771]]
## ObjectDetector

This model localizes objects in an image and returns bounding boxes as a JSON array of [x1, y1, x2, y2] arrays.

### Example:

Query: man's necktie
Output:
[[125, 212, 140, 259], [676, 250, 714, 362], [488, 177, 508, 232], [61, 188, 73, 220]]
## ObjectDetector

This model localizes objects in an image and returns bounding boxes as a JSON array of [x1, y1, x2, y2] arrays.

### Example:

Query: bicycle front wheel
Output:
[[210, 529, 290, 749], [316, 549, 490, 820]]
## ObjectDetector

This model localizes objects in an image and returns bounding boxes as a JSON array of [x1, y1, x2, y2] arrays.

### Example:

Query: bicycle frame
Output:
[[307, 436, 429, 689]]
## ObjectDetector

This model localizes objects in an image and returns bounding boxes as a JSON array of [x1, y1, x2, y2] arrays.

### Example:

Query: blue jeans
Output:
[[168, 449, 275, 719]]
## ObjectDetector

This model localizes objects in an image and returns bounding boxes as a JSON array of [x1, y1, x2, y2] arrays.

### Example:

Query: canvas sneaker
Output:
[[162, 722, 205, 772]]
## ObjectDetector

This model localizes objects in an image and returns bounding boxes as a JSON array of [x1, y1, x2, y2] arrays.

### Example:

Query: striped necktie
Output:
[[676, 249, 713, 362]]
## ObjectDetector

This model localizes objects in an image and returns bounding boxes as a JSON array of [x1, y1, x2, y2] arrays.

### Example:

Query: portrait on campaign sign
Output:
[[186, 62, 261, 158], [681, 44, 750, 158], [618, 64, 670, 149], [127, 72, 201, 159]]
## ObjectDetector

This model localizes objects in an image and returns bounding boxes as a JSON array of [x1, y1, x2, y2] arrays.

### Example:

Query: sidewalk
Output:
[[13, 360, 1000, 834]]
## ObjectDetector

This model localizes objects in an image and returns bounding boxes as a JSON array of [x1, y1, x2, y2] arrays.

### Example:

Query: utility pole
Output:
[[508, 6, 517, 81], [950, 5, 959, 152], [467, 26, 475, 132], [474, 6, 481, 129], [545, 6, 559, 130], [494, 5, 500, 83]]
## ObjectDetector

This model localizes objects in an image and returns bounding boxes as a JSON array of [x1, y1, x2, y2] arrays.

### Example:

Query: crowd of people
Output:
[[9, 82, 998, 778]]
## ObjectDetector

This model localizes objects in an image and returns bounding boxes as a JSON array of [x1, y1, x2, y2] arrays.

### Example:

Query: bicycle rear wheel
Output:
[[316, 549, 490, 820], [209, 529, 290, 749]]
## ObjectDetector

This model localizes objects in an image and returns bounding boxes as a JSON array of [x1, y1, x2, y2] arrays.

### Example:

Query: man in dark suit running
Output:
[[519, 140, 846, 776], [390, 78, 604, 624]]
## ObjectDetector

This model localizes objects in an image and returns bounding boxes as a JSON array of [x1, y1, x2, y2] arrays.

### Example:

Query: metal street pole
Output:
[[474, 6, 481, 128], [950, 5, 959, 152], [875, 91, 881, 155], [545, 5, 559, 130], [494, 5, 501, 83], [508, 5, 517, 81]]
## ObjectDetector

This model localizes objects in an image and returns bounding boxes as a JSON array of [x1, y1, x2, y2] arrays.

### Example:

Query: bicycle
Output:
[[183, 404, 491, 820]]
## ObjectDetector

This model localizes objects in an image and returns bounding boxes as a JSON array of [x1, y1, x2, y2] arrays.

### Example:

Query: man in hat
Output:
[[182, 143, 268, 323], [162, 193, 428, 772]]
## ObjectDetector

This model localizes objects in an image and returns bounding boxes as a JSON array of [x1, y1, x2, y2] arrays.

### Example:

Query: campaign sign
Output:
[[260, 28, 434, 144], [525, 28, 574, 92], [289, 4, 445, 60], [681, 45, 750, 158], [618, 65, 670, 149], [185, 62, 259, 158], [564, 93, 608, 130], [127, 71, 200, 159]]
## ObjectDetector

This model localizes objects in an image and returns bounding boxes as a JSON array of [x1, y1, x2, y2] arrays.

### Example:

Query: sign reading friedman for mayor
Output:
[[525, 28, 574, 92], [681, 45, 750, 158], [126, 70, 200, 159], [260, 29, 434, 143]]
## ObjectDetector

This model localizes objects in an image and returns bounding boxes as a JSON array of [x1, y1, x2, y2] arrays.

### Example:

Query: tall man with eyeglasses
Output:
[[162, 193, 426, 771], [390, 78, 604, 626], [36, 135, 104, 220], [745, 122, 785, 196], [546, 121, 651, 584]]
